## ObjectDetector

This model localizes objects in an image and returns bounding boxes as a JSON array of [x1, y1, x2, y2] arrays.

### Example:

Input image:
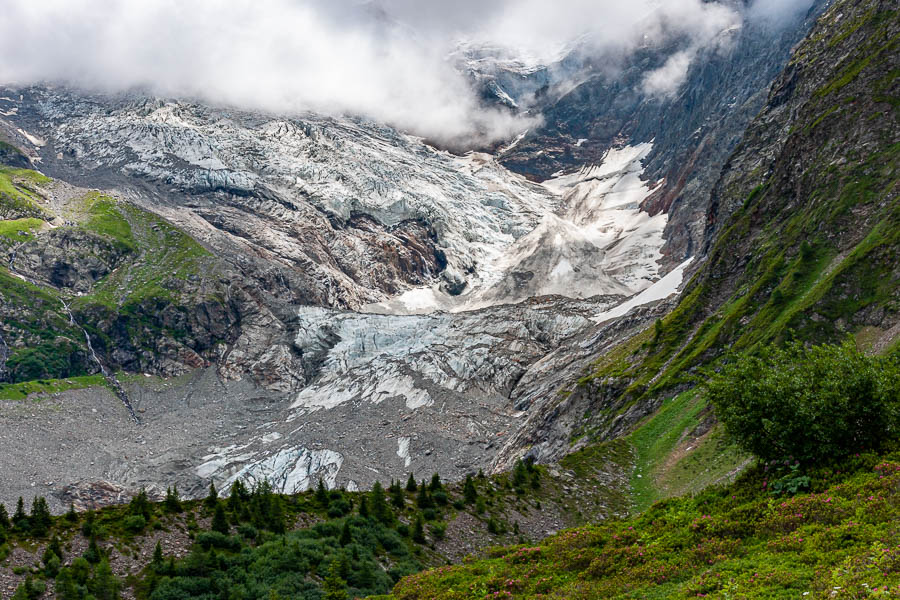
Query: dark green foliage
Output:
[[429, 474, 442, 492], [475, 497, 486, 515], [11, 575, 44, 600], [151, 541, 164, 570], [29, 496, 52, 537], [123, 515, 147, 533], [416, 482, 433, 509], [463, 475, 477, 504], [358, 495, 369, 518], [322, 560, 349, 600], [340, 520, 352, 546], [164, 486, 182, 513], [389, 480, 405, 508], [90, 559, 120, 600], [429, 522, 446, 541], [411, 515, 425, 543], [405, 474, 417, 492], [369, 481, 393, 525], [84, 536, 103, 564], [316, 479, 329, 506], [81, 510, 96, 537], [0, 503, 8, 529], [204, 482, 218, 509], [707, 341, 900, 464], [129, 489, 153, 520], [65, 504, 78, 523], [211, 503, 229, 534], [13, 497, 27, 531]]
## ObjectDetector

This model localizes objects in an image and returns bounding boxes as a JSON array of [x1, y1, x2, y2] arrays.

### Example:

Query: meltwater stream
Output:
[[7, 243, 140, 423]]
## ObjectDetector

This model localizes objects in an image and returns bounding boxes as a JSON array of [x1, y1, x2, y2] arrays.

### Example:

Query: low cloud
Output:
[[0, 0, 747, 145]]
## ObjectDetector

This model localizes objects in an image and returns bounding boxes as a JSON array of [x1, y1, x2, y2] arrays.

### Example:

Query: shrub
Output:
[[123, 515, 147, 533], [705, 341, 900, 465]]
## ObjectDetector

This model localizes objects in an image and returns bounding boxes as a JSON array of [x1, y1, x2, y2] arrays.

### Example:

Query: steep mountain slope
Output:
[[499, 0, 830, 268], [497, 0, 899, 471]]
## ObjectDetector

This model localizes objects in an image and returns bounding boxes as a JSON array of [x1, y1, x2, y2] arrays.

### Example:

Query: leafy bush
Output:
[[705, 341, 900, 464], [123, 515, 147, 533]]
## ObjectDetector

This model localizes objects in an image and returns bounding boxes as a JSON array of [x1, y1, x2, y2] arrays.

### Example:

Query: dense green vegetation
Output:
[[386, 452, 900, 599], [0, 167, 50, 219], [707, 341, 900, 465], [0, 375, 106, 401]]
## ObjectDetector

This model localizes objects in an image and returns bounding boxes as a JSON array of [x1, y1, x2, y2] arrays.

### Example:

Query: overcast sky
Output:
[[0, 0, 815, 145]]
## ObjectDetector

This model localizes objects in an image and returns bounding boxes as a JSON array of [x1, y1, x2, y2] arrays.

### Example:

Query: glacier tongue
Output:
[[368, 142, 667, 313]]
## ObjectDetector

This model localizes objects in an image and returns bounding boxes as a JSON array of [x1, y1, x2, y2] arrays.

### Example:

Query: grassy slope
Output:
[[0, 172, 220, 384], [385, 453, 900, 600]]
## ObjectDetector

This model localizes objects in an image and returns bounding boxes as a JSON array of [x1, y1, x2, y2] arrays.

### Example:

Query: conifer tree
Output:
[[405, 473, 417, 492], [228, 482, 244, 514], [151, 541, 164, 570], [211, 502, 229, 534], [463, 474, 478, 504], [89, 558, 120, 600], [85, 536, 102, 564], [129, 489, 152, 520], [30, 496, 52, 537], [316, 479, 329, 507], [322, 560, 349, 600], [339, 520, 352, 546], [416, 481, 433, 509], [429, 473, 443, 492], [164, 486, 183, 513], [205, 482, 218, 509], [13, 497, 27, 530], [390, 481, 405, 509], [370, 481, 392, 524], [358, 495, 369, 518], [269, 494, 286, 534], [412, 514, 426, 543], [65, 503, 78, 523], [82, 510, 96, 537], [55, 568, 79, 600], [0, 503, 8, 529]]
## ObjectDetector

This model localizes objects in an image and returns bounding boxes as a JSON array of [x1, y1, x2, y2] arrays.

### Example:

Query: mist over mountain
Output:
[[0, 0, 811, 146]]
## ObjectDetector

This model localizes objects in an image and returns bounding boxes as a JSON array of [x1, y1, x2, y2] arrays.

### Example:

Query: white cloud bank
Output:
[[0, 0, 805, 144]]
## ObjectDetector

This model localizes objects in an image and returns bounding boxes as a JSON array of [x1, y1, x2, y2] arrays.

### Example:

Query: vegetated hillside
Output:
[[0, 454, 635, 600], [384, 452, 900, 600], [0, 166, 238, 386], [515, 0, 900, 458]]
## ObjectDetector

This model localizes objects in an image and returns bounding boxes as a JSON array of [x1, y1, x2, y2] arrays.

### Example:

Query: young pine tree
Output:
[[89, 558, 120, 600], [0, 503, 9, 529], [151, 541, 164, 571], [211, 502, 229, 534], [13, 497, 27, 530], [429, 473, 443, 492], [463, 474, 478, 504], [405, 474, 417, 492], [204, 482, 218, 509], [322, 559, 349, 600], [316, 479, 329, 507], [30, 497, 52, 537], [411, 514, 426, 543]]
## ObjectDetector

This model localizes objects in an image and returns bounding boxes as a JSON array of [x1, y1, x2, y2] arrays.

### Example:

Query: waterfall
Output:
[[6, 245, 140, 423]]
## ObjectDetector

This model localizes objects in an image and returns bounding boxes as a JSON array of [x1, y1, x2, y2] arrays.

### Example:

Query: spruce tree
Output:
[[89, 558, 120, 600], [151, 541, 164, 570], [30, 497, 52, 537], [0, 502, 9, 528], [316, 479, 329, 507], [411, 514, 425, 543], [129, 489, 152, 520], [211, 502, 229, 534], [81, 510, 96, 537], [429, 473, 443, 492], [55, 568, 79, 600], [370, 481, 392, 524], [228, 482, 244, 515], [358, 495, 369, 518], [463, 474, 478, 504], [339, 520, 352, 546], [416, 482, 433, 509], [84, 536, 102, 564], [205, 482, 218, 509], [65, 503, 78, 523], [13, 497, 27, 530], [405, 474, 417, 492], [322, 559, 349, 600], [164, 486, 183, 513], [390, 481, 405, 509], [269, 495, 286, 534]]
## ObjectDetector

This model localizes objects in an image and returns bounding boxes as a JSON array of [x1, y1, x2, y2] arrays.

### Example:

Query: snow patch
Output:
[[592, 257, 694, 323]]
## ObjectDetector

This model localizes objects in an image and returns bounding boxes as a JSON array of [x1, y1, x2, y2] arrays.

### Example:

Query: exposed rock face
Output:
[[498, 1, 830, 268], [12, 228, 128, 293]]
